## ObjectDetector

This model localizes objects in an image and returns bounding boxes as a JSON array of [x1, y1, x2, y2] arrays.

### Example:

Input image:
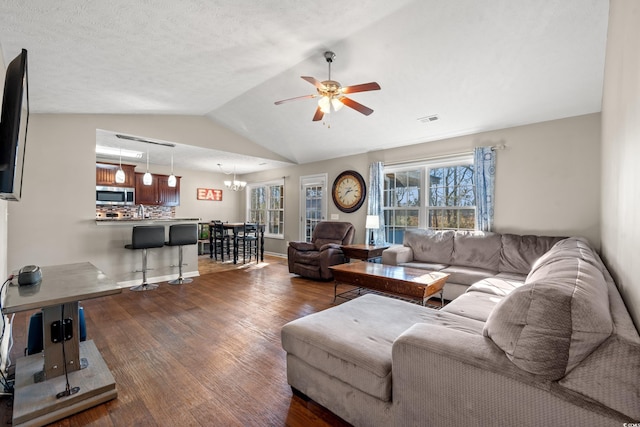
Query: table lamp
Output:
[[365, 215, 380, 245]]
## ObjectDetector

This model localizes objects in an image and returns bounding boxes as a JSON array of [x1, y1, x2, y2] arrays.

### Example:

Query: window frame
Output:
[[246, 179, 285, 239], [383, 154, 475, 244]]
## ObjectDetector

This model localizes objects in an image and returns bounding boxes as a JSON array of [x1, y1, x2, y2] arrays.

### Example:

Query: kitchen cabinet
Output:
[[96, 162, 136, 187], [134, 172, 181, 206]]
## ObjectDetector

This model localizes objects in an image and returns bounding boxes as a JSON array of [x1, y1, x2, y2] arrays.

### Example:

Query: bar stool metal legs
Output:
[[166, 223, 198, 285], [132, 247, 159, 291], [125, 225, 166, 291], [169, 244, 191, 285]]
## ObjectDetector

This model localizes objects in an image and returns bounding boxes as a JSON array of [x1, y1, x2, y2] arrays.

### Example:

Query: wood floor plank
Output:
[[3, 255, 352, 427]]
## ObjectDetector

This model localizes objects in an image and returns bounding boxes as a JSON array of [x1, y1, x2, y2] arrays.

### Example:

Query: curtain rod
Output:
[[384, 151, 473, 166], [383, 144, 505, 167]]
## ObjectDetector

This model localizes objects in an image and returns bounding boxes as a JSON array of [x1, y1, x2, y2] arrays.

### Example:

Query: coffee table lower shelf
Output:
[[329, 262, 449, 307]]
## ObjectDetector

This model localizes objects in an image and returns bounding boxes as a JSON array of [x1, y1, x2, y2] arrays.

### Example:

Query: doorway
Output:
[[300, 174, 328, 242]]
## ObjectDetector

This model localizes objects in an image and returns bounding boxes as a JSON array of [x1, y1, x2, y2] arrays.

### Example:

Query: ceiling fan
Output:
[[274, 51, 381, 122]]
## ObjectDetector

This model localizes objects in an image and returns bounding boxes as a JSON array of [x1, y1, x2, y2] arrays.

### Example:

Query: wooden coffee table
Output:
[[329, 262, 449, 306]]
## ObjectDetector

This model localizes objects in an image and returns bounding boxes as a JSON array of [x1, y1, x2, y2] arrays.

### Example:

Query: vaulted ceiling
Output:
[[0, 0, 609, 172]]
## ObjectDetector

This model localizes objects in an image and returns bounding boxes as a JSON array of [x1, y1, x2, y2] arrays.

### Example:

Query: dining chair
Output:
[[210, 220, 231, 261], [238, 222, 259, 263]]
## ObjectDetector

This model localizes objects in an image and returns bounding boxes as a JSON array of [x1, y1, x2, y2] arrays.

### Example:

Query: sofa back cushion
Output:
[[452, 231, 502, 270], [403, 229, 454, 264], [499, 234, 566, 275], [484, 246, 613, 380]]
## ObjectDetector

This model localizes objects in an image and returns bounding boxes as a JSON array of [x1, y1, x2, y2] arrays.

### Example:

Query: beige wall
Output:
[[601, 0, 640, 328], [7, 111, 602, 273], [6, 114, 270, 275], [244, 113, 602, 255]]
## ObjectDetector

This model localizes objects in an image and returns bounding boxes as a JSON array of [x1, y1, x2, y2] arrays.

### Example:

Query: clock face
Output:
[[332, 170, 366, 213]]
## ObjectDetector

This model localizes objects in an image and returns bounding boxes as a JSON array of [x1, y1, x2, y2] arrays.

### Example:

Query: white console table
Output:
[[2, 262, 122, 427]]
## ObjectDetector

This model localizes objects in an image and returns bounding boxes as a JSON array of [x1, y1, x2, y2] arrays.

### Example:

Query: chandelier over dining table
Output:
[[218, 164, 246, 191]]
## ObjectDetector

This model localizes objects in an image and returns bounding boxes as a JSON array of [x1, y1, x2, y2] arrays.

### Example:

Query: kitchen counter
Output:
[[91, 218, 201, 287], [95, 217, 200, 224]]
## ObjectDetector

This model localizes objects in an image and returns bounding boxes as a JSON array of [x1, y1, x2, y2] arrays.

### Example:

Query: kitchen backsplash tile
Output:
[[96, 206, 175, 219]]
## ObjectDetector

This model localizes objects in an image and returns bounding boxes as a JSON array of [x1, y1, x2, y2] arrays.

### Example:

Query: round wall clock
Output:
[[332, 170, 367, 213]]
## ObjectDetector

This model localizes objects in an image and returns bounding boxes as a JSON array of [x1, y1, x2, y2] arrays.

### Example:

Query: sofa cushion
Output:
[[441, 291, 500, 322], [499, 234, 565, 275], [484, 256, 613, 380], [494, 271, 527, 282], [452, 231, 502, 270], [294, 250, 321, 266], [398, 261, 449, 271], [403, 229, 454, 264], [467, 277, 524, 297], [440, 265, 497, 286]]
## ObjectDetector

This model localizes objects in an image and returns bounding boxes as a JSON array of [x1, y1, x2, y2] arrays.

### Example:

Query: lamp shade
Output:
[[143, 171, 152, 185], [365, 215, 380, 229], [115, 168, 126, 184]]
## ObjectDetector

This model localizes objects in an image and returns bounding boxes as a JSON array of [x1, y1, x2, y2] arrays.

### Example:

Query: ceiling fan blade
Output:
[[338, 96, 374, 116], [274, 94, 317, 105], [301, 76, 326, 90], [341, 82, 381, 94], [312, 107, 324, 121]]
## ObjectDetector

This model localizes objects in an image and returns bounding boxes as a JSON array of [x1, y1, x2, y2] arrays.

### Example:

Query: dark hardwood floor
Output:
[[2, 255, 353, 426]]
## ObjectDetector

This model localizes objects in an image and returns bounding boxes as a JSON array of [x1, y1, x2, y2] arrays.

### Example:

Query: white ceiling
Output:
[[1, 0, 609, 173]]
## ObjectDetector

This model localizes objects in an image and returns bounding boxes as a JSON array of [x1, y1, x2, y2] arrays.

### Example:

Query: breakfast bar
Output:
[[93, 218, 201, 287]]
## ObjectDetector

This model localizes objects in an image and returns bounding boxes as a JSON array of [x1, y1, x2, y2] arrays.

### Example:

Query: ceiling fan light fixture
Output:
[[275, 51, 380, 122], [318, 96, 331, 114]]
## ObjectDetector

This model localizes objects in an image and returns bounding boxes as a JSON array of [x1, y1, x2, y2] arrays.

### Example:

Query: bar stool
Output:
[[125, 225, 165, 291], [166, 223, 198, 285]]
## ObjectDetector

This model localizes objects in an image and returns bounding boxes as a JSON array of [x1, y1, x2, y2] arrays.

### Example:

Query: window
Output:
[[383, 156, 475, 244], [247, 180, 284, 238], [383, 169, 421, 244]]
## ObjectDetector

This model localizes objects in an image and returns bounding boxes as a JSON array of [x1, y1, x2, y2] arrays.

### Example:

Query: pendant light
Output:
[[143, 149, 152, 185], [114, 148, 126, 184], [168, 152, 177, 188]]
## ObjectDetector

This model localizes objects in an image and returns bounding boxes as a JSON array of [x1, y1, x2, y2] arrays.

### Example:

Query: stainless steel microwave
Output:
[[96, 186, 135, 206]]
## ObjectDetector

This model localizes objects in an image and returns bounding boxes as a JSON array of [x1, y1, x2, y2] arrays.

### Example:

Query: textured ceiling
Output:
[[0, 0, 609, 172]]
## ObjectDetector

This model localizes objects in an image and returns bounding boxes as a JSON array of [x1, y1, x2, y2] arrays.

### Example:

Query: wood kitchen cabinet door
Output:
[[135, 172, 159, 205], [135, 172, 181, 206], [157, 175, 180, 206], [96, 162, 136, 187]]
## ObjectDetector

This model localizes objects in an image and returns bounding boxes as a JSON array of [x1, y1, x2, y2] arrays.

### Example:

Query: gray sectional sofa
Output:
[[281, 234, 640, 426], [382, 229, 566, 300]]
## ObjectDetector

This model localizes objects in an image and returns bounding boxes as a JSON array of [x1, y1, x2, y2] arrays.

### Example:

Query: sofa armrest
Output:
[[390, 324, 623, 425], [381, 244, 413, 265], [289, 241, 316, 251], [392, 323, 530, 378]]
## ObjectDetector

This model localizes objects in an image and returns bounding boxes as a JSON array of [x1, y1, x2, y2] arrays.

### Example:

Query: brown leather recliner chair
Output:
[[288, 221, 355, 280]]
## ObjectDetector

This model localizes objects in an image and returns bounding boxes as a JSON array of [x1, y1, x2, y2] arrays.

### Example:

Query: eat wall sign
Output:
[[197, 188, 223, 201]]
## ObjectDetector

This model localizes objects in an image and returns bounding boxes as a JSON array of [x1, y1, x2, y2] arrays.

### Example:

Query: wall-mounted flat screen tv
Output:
[[0, 49, 29, 201]]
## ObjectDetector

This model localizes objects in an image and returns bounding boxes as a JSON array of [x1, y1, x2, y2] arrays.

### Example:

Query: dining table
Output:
[[208, 222, 265, 264]]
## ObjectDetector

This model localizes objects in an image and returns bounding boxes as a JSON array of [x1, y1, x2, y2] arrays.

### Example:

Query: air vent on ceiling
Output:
[[417, 114, 439, 124]]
